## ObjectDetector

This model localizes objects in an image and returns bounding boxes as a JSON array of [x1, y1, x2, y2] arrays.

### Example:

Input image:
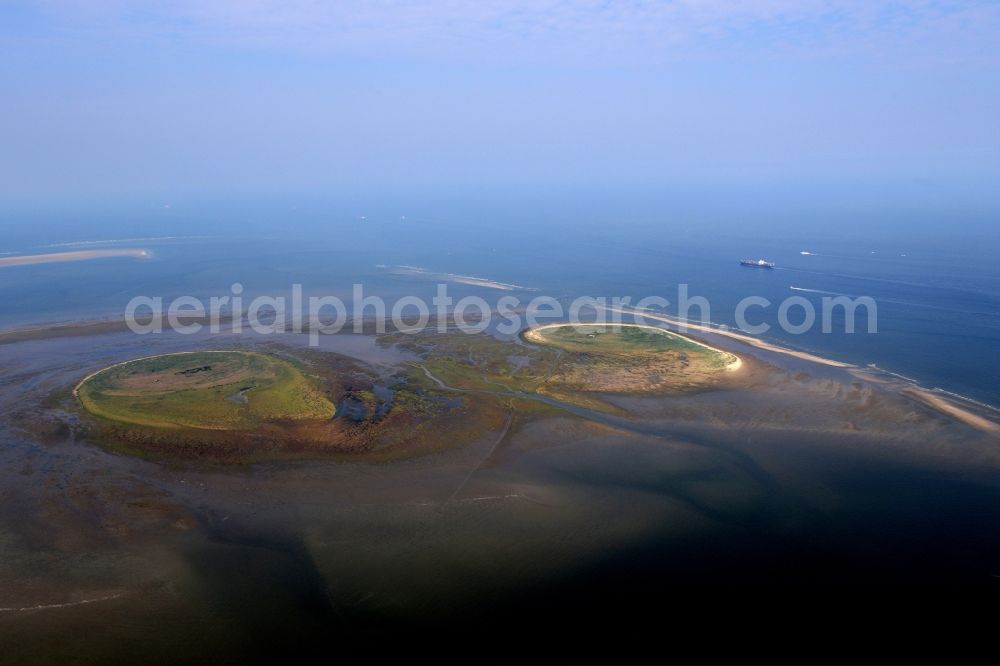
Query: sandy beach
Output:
[[0, 248, 151, 268], [904, 388, 1000, 434], [603, 305, 1000, 432], [604, 305, 855, 368]]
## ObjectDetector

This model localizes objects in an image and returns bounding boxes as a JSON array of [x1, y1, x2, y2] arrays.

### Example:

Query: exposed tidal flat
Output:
[[1, 319, 1000, 662], [0, 248, 152, 268]]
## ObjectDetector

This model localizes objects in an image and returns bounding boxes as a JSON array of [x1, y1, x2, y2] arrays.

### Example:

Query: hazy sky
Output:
[[2, 1, 999, 199]]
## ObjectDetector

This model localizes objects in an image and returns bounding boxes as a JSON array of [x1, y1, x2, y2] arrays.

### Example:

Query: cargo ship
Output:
[[740, 258, 775, 268]]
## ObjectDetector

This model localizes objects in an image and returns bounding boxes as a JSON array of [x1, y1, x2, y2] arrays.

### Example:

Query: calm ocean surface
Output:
[[2, 193, 998, 405]]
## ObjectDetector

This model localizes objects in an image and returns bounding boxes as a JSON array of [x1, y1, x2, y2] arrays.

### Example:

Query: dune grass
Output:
[[530, 323, 711, 355]]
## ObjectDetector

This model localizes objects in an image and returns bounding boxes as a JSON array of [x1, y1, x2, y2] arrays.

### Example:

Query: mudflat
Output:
[[1, 320, 999, 663]]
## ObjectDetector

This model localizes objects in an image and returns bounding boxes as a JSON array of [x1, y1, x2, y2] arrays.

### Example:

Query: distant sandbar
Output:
[[0, 248, 151, 268]]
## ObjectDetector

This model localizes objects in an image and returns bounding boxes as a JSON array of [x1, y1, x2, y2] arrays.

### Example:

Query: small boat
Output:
[[740, 258, 775, 269]]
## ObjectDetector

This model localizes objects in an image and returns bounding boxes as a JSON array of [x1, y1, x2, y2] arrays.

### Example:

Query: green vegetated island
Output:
[[76, 351, 333, 430], [74, 325, 743, 462], [75, 351, 347, 461], [522, 323, 740, 393]]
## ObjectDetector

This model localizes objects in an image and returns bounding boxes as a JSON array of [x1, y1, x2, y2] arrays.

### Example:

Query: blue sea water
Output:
[[1, 191, 998, 406]]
